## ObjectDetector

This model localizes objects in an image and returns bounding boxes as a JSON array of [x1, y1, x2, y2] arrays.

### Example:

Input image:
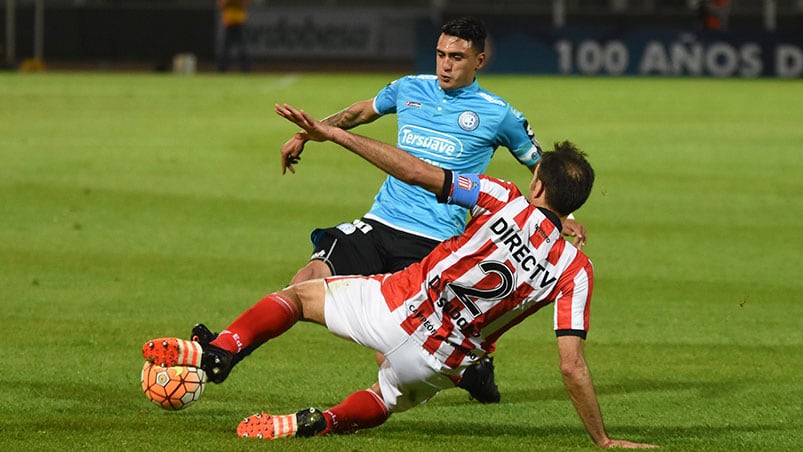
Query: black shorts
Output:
[[308, 218, 441, 276]]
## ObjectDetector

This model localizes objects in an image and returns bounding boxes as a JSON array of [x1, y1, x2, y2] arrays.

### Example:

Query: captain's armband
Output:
[[437, 171, 480, 208]]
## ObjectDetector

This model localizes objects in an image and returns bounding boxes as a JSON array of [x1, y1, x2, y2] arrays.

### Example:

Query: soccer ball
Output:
[[141, 361, 206, 410]]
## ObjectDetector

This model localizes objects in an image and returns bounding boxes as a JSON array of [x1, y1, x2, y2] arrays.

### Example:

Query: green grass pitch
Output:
[[0, 72, 801, 451]]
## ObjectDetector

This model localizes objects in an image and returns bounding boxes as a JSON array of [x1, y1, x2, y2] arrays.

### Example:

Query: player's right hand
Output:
[[280, 133, 307, 175], [562, 218, 588, 249]]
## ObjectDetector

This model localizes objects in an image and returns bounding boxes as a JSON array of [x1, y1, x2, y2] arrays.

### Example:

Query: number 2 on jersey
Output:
[[443, 261, 515, 317]]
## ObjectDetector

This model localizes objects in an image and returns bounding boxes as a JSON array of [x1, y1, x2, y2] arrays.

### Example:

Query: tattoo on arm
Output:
[[322, 100, 376, 130], [322, 108, 361, 130]]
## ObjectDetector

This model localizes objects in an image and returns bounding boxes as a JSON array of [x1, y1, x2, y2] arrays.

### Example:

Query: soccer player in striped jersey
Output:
[[141, 104, 656, 448], [277, 16, 586, 403]]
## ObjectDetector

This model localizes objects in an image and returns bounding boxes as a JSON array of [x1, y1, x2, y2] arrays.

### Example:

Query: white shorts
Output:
[[323, 275, 455, 413]]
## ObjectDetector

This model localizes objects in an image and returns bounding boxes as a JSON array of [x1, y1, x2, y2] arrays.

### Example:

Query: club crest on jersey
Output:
[[458, 111, 480, 131]]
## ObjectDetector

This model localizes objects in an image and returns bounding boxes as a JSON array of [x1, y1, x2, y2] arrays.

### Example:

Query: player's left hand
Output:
[[562, 218, 587, 249], [602, 438, 659, 448], [280, 134, 307, 175]]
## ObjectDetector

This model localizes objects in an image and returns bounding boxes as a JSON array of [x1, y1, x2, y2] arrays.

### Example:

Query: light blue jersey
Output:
[[365, 74, 541, 241]]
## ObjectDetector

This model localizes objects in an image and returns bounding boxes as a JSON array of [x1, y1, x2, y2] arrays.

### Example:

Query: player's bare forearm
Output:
[[329, 128, 444, 194], [557, 336, 611, 446]]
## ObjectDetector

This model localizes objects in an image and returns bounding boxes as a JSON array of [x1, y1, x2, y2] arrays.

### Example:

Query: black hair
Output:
[[537, 141, 595, 217], [441, 16, 487, 52]]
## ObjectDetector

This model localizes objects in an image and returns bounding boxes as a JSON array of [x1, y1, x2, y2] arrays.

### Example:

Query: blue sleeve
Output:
[[499, 106, 542, 167], [373, 77, 402, 115], [437, 170, 481, 209]]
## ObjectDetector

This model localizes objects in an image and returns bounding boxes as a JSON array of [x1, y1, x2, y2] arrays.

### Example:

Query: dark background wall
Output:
[[1, 1, 802, 72], [2, 5, 216, 69]]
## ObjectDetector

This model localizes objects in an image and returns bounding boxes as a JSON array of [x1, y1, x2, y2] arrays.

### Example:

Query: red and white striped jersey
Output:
[[380, 175, 594, 369]]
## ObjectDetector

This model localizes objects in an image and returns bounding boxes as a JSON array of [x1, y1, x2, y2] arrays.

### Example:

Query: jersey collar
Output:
[[441, 78, 480, 97], [537, 207, 563, 232]]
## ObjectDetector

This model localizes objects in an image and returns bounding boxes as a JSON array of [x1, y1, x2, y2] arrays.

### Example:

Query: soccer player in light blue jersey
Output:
[[276, 16, 587, 403]]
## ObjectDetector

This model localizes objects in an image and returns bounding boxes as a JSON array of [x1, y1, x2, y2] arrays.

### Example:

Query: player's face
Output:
[[435, 33, 486, 91]]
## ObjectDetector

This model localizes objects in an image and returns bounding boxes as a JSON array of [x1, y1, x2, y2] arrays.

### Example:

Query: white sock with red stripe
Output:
[[268, 413, 298, 439], [176, 339, 204, 367]]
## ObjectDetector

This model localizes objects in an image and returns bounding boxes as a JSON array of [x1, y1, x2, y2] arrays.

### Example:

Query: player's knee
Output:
[[282, 280, 327, 324], [290, 260, 332, 285]]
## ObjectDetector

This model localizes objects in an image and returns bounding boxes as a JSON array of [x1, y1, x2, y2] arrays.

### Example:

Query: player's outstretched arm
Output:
[[557, 336, 659, 449], [275, 103, 444, 194], [279, 99, 379, 175]]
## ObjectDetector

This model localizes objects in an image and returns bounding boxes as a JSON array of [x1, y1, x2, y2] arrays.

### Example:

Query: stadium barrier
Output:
[[414, 21, 803, 78], [2, 3, 801, 77]]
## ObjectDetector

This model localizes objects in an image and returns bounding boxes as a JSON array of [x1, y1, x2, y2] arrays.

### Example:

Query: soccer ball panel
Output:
[[141, 362, 206, 410]]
